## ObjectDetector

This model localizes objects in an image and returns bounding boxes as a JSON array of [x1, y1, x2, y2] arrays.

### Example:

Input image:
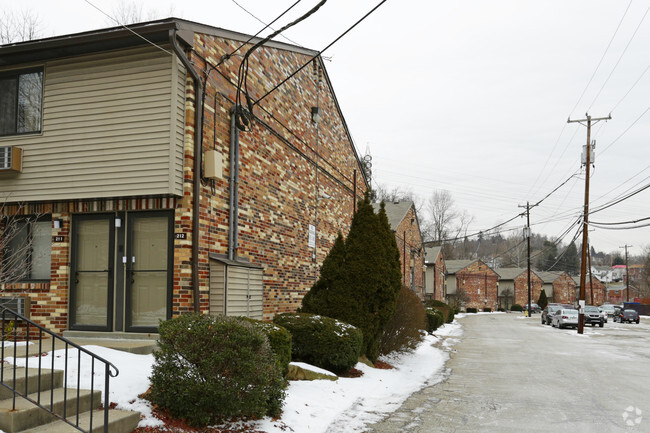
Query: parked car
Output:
[[541, 304, 564, 325], [552, 309, 579, 329], [614, 309, 640, 324], [583, 306, 604, 327], [599, 304, 616, 319], [524, 303, 541, 314]]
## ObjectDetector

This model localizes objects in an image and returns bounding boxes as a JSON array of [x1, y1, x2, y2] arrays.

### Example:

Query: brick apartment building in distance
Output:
[[0, 18, 368, 335], [373, 201, 425, 299]]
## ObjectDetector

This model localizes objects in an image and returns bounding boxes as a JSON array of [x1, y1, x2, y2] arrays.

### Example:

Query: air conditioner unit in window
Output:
[[0, 146, 22, 172]]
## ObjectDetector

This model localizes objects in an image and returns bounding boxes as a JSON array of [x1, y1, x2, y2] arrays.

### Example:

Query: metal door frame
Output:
[[69, 213, 115, 332], [124, 210, 174, 333]]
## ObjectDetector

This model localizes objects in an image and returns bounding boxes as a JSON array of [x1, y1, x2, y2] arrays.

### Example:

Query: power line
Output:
[[590, 182, 650, 215], [569, 0, 633, 117], [590, 216, 650, 226], [231, 0, 304, 47], [600, 106, 650, 156], [253, 0, 389, 107], [82, 0, 172, 55], [235, 0, 329, 130], [588, 2, 650, 112]]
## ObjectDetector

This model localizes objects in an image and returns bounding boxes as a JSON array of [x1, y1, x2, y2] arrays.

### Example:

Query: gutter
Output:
[[170, 29, 202, 314]]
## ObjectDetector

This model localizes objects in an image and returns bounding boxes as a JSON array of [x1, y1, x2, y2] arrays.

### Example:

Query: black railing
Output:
[[0, 307, 119, 433]]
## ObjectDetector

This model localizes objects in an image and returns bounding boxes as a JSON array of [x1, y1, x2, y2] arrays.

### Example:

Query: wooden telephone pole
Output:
[[620, 244, 632, 302], [518, 202, 533, 318], [567, 113, 611, 334]]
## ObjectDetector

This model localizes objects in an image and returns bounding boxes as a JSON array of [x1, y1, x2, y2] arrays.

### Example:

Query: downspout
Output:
[[170, 29, 203, 314], [228, 106, 240, 261]]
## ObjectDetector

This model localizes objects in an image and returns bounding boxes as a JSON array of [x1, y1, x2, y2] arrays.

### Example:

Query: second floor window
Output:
[[0, 69, 43, 136]]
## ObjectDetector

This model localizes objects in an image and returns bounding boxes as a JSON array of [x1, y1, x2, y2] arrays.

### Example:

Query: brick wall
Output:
[[191, 33, 367, 319], [393, 206, 425, 299], [456, 261, 499, 310], [425, 251, 446, 302], [551, 273, 576, 305], [514, 271, 544, 307]]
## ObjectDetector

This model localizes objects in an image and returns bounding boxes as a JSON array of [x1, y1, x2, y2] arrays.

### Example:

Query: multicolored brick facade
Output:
[[424, 246, 445, 302], [449, 260, 499, 311]]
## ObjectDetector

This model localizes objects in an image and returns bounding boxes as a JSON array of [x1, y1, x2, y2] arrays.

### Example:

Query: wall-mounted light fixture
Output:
[[115, 217, 122, 228], [53, 218, 63, 229], [311, 107, 322, 124]]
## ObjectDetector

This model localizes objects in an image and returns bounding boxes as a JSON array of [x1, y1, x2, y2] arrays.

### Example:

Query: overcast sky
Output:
[[11, 0, 650, 258]]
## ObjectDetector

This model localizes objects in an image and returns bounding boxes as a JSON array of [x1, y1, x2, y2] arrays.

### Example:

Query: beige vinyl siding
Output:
[[0, 45, 186, 202], [209, 260, 263, 320]]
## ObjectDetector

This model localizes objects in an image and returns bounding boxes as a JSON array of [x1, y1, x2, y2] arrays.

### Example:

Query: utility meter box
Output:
[[204, 150, 222, 179]]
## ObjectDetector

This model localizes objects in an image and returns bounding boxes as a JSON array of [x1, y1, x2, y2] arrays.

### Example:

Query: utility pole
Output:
[[518, 202, 532, 318], [620, 244, 632, 302], [568, 113, 611, 334]]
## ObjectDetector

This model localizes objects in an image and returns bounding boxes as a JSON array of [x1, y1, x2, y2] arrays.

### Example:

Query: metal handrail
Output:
[[0, 307, 119, 433]]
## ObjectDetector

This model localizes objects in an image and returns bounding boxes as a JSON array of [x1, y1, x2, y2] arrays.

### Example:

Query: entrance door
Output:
[[70, 211, 172, 332], [69, 215, 115, 331], [125, 212, 172, 332]]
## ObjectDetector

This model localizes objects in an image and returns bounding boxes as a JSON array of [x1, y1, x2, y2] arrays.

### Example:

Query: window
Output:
[[2, 216, 51, 282], [0, 69, 43, 136]]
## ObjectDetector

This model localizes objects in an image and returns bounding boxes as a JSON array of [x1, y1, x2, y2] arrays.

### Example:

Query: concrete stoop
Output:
[[0, 365, 139, 433], [62, 331, 159, 355]]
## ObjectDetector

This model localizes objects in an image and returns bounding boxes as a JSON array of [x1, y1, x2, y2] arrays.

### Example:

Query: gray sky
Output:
[[12, 0, 650, 257]]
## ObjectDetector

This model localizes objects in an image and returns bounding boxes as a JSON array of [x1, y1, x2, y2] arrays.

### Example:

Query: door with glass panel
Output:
[[70, 211, 172, 332], [69, 215, 114, 331], [125, 212, 172, 332]]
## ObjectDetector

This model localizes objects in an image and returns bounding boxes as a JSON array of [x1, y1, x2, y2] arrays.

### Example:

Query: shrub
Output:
[[241, 317, 292, 376], [498, 307, 506, 312], [425, 307, 444, 333], [149, 314, 286, 426], [483, 308, 492, 313], [466, 307, 478, 313], [537, 289, 548, 310], [425, 300, 451, 323], [510, 304, 524, 312], [379, 286, 427, 355], [300, 196, 402, 362], [273, 313, 363, 374]]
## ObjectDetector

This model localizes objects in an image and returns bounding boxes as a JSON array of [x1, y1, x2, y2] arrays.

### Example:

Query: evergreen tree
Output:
[[301, 195, 402, 362], [300, 233, 346, 314], [537, 289, 548, 310], [536, 241, 558, 271], [559, 242, 579, 275]]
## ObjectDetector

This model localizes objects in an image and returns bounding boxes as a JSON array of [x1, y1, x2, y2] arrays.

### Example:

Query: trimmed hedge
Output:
[[241, 317, 292, 376], [483, 308, 492, 313], [425, 307, 444, 333], [273, 313, 363, 374], [148, 314, 286, 426], [425, 300, 453, 323], [510, 304, 524, 312], [466, 307, 478, 313]]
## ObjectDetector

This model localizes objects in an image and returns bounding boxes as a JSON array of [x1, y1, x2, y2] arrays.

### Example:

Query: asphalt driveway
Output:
[[366, 312, 650, 432]]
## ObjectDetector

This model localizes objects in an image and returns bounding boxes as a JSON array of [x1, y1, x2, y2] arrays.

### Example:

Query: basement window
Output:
[[0, 68, 43, 136]]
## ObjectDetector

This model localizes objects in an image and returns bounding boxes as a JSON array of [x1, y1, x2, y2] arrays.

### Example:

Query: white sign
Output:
[[308, 224, 316, 248]]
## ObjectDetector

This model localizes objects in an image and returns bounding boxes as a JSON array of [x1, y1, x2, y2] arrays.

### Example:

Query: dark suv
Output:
[[583, 306, 604, 327], [615, 309, 640, 324]]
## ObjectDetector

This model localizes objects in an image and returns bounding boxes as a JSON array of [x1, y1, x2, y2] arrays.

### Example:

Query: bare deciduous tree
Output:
[[0, 9, 43, 44], [0, 204, 39, 286], [109, 0, 177, 25]]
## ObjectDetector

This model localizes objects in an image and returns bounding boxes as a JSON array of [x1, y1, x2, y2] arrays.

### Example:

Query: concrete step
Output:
[[18, 409, 141, 433], [62, 332, 159, 355], [0, 366, 63, 400], [0, 387, 101, 433]]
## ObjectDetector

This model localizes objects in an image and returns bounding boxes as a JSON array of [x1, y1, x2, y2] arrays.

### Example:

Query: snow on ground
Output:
[[6, 319, 465, 432]]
